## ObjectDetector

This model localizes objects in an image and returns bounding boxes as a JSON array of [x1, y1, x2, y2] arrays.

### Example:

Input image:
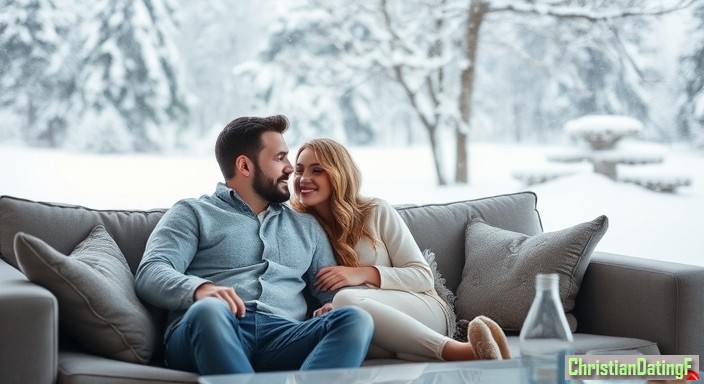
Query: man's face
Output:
[[251, 131, 293, 203]]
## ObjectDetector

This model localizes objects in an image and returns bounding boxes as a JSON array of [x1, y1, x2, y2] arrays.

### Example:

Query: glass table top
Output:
[[199, 359, 522, 384]]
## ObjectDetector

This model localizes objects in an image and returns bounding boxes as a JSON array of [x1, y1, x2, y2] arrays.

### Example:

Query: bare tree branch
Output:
[[380, 0, 435, 131], [608, 24, 651, 82], [378, 0, 415, 55], [488, 0, 696, 21]]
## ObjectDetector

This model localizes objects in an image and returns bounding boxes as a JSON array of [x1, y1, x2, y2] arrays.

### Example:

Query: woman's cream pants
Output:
[[332, 288, 450, 361]]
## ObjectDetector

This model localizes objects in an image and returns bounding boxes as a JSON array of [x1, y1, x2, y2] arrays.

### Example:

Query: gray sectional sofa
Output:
[[1, 191, 702, 384]]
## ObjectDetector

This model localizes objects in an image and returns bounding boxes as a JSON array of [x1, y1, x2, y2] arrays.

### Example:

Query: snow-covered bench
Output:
[[511, 166, 580, 186], [547, 148, 664, 180], [619, 173, 693, 193]]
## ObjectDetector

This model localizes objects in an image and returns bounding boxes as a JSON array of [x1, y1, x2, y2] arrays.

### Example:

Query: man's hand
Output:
[[313, 303, 334, 317], [194, 282, 246, 318], [315, 266, 379, 291]]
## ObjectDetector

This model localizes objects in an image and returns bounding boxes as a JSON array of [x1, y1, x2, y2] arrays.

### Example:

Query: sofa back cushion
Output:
[[395, 191, 543, 292], [0, 196, 166, 274], [1, 192, 542, 297]]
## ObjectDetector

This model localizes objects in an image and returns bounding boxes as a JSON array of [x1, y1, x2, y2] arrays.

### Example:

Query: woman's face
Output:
[[294, 147, 333, 212]]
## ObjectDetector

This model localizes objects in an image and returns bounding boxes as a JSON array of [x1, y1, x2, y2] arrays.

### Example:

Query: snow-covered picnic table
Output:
[[564, 115, 643, 150], [513, 115, 691, 192], [546, 146, 664, 180], [552, 115, 665, 180]]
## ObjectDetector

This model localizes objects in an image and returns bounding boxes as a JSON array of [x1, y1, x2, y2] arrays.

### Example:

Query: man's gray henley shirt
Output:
[[135, 183, 337, 335]]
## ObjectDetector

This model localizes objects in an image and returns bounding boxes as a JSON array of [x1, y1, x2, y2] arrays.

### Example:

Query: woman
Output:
[[291, 138, 511, 362]]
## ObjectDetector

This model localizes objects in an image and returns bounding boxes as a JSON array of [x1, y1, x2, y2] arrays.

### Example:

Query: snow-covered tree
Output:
[[175, 0, 280, 139], [236, 0, 465, 184], [235, 0, 693, 185], [71, 0, 190, 152], [0, 0, 76, 146], [476, 1, 655, 142], [233, 1, 381, 147], [678, 3, 704, 149]]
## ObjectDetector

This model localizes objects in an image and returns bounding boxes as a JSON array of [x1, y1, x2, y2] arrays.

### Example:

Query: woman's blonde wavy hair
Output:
[[291, 138, 376, 267]]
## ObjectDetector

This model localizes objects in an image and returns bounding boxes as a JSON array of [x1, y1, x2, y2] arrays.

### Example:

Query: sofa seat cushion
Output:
[[53, 335, 656, 384], [362, 333, 658, 364], [456, 215, 608, 332], [14, 225, 159, 364], [58, 351, 198, 384]]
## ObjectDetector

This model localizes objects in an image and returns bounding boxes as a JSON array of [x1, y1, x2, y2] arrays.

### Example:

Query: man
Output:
[[135, 115, 374, 374]]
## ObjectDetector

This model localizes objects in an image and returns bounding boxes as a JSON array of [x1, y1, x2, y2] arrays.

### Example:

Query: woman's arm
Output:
[[315, 265, 380, 291], [314, 199, 434, 292], [372, 199, 434, 292]]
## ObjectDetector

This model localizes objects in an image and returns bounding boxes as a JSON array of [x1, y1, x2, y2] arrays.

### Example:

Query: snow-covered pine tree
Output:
[[678, 3, 704, 149], [72, 0, 189, 153], [0, 0, 75, 146]]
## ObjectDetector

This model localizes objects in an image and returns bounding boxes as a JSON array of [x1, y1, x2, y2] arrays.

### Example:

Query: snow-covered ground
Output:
[[1, 141, 702, 266]]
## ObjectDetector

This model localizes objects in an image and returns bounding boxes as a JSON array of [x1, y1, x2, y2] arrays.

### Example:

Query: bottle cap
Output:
[[535, 273, 559, 290]]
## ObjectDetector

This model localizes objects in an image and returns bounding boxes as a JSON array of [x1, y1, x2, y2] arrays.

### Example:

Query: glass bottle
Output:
[[520, 273, 575, 384]]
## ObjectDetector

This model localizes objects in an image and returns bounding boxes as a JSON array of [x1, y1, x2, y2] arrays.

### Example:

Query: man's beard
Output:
[[252, 167, 290, 204]]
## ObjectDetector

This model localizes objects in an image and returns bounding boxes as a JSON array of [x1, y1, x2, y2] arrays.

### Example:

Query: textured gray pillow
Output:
[[14, 225, 157, 364], [455, 215, 608, 332]]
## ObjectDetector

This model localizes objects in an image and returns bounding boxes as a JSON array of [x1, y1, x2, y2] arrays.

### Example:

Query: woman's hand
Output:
[[315, 266, 380, 291], [313, 303, 334, 317]]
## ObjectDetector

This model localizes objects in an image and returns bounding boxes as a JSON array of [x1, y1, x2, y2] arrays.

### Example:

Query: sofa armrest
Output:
[[0, 259, 58, 384], [575, 251, 704, 360]]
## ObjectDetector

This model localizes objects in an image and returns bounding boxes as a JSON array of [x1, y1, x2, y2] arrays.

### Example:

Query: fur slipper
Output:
[[468, 317, 502, 360], [476, 315, 512, 359]]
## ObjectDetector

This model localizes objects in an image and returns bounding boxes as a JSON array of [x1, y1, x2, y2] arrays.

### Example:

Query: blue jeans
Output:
[[164, 298, 374, 374]]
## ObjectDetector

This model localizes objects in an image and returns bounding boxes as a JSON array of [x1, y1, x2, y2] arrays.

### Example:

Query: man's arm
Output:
[[135, 201, 210, 311]]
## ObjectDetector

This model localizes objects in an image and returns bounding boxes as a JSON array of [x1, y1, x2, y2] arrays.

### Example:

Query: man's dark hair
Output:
[[215, 115, 289, 180]]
